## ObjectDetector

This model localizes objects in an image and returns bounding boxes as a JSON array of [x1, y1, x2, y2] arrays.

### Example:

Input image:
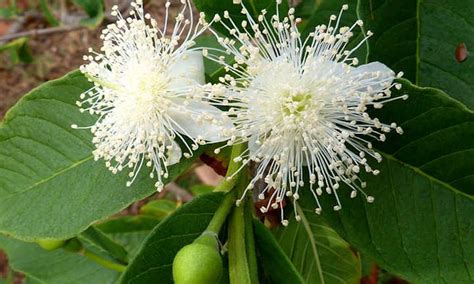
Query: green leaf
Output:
[[96, 215, 160, 259], [375, 80, 474, 195], [358, 0, 474, 109], [120, 192, 224, 284], [39, 0, 60, 26], [254, 220, 305, 284], [0, 71, 206, 241], [190, 184, 215, 196], [294, 0, 321, 18], [272, 207, 361, 284], [73, 0, 104, 28], [194, 0, 288, 37], [195, 35, 234, 83], [0, 235, 120, 284], [309, 81, 474, 282], [139, 199, 177, 218], [0, 2, 18, 19], [79, 226, 129, 264], [0, 37, 33, 64]]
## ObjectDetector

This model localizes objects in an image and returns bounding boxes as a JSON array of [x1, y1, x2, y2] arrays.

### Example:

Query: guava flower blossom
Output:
[[207, 3, 407, 225], [73, 0, 231, 191]]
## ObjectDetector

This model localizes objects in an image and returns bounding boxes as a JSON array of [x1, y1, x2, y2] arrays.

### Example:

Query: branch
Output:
[[0, 25, 84, 43]]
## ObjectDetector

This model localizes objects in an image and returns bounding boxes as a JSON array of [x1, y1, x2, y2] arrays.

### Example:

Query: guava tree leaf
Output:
[[253, 220, 305, 284], [120, 192, 224, 284], [96, 215, 161, 259], [194, 0, 288, 37], [195, 35, 235, 83], [73, 0, 105, 28], [306, 81, 474, 283], [0, 235, 120, 284], [79, 226, 129, 264], [139, 199, 177, 219], [374, 80, 474, 195], [359, 0, 474, 109], [0, 71, 206, 241], [294, 0, 321, 18], [0, 37, 33, 64], [270, 209, 361, 284], [300, 0, 368, 62], [39, 0, 60, 26]]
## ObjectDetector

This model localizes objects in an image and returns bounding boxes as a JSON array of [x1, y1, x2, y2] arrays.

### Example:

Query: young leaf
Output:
[[0, 71, 206, 241], [0, 37, 33, 64], [0, 235, 120, 283], [120, 192, 225, 284], [359, 0, 474, 109], [73, 0, 105, 28], [39, 0, 60, 26], [308, 81, 474, 283]]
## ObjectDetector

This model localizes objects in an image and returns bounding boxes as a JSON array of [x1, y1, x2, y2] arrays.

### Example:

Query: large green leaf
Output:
[[120, 192, 225, 284], [271, 208, 361, 284], [358, 0, 474, 109], [374, 80, 474, 195], [0, 71, 204, 241], [0, 235, 120, 283], [308, 81, 474, 283]]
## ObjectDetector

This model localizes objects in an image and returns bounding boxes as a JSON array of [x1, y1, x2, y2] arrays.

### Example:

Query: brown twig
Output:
[[0, 25, 84, 43]]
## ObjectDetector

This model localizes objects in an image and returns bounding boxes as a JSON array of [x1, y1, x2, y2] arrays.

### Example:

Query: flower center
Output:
[[281, 91, 311, 116]]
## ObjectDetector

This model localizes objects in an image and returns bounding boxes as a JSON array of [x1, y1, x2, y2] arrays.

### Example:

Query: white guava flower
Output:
[[206, 3, 408, 225], [73, 0, 231, 191]]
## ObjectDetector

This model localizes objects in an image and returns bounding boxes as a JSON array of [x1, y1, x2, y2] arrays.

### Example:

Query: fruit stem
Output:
[[228, 174, 258, 284], [83, 250, 126, 272], [205, 192, 235, 235], [201, 143, 246, 238], [214, 143, 245, 192], [244, 195, 259, 284]]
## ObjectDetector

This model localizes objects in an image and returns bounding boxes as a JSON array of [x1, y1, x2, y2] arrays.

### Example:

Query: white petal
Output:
[[168, 50, 205, 89], [248, 135, 260, 155], [351, 62, 395, 93], [166, 140, 182, 166], [167, 99, 233, 142]]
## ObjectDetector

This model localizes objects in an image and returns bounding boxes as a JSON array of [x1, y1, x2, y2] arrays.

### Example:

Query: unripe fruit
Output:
[[36, 239, 66, 251], [173, 237, 223, 284]]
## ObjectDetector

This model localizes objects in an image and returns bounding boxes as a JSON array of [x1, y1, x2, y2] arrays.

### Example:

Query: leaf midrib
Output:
[[296, 205, 325, 284], [381, 151, 474, 201], [2, 155, 93, 199]]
